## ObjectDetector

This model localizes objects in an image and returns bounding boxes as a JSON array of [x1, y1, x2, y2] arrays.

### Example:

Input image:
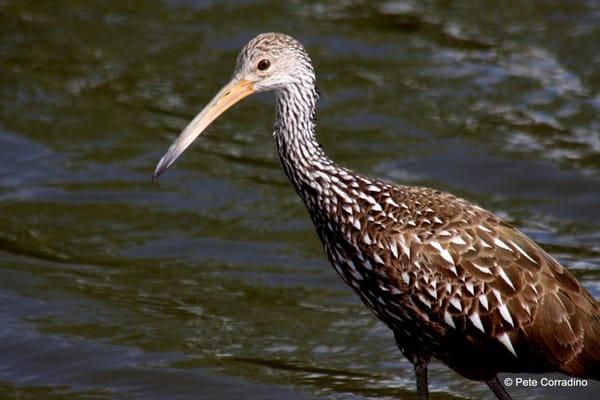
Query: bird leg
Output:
[[413, 355, 430, 400], [486, 376, 513, 400], [394, 332, 430, 400]]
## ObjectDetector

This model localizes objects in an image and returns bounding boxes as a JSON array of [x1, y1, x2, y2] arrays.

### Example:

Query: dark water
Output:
[[1, 1, 600, 399]]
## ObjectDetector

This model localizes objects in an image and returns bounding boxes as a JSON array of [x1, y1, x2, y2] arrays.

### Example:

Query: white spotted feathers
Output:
[[189, 33, 600, 386], [265, 35, 600, 375]]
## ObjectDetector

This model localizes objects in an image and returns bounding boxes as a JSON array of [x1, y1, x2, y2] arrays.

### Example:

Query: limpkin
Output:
[[153, 33, 600, 399]]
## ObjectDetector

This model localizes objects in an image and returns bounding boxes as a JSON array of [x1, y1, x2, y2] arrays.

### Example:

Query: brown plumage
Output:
[[321, 181, 600, 383], [153, 33, 600, 399]]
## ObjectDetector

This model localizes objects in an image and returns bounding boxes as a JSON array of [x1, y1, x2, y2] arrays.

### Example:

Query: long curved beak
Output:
[[153, 78, 255, 181]]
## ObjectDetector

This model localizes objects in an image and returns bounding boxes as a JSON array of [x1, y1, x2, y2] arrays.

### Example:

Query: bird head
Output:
[[153, 32, 314, 180]]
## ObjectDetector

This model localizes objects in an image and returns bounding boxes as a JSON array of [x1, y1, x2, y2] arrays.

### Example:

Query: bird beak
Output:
[[153, 78, 255, 181]]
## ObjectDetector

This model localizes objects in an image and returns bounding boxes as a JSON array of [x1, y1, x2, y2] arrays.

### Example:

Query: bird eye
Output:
[[257, 59, 271, 71]]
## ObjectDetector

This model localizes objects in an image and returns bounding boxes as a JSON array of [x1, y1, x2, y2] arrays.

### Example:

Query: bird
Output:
[[153, 33, 600, 400]]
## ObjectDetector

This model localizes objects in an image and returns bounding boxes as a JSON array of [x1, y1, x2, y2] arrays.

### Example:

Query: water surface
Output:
[[1, 1, 600, 399]]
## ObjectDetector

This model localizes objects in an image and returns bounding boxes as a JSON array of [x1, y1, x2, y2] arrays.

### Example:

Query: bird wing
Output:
[[368, 186, 600, 371]]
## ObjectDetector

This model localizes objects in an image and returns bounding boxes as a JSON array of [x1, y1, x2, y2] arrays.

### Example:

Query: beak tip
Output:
[[152, 158, 169, 183]]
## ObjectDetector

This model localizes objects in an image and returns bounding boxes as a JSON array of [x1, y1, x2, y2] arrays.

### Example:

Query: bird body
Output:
[[154, 33, 600, 399]]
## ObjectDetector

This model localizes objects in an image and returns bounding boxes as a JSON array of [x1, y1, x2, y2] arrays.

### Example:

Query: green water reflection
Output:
[[1, 1, 599, 399]]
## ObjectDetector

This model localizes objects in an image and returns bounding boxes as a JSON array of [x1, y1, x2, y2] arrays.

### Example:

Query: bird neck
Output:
[[273, 83, 339, 215]]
